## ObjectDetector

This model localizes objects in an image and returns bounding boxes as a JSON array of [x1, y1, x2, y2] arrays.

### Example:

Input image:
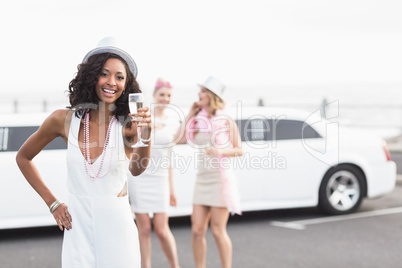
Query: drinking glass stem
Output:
[[137, 126, 142, 142]]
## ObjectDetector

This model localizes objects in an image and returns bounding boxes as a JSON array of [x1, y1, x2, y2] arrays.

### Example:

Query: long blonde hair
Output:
[[206, 90, 225, 117]]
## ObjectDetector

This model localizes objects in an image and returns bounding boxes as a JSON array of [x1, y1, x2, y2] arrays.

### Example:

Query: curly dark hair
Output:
[[67, 52, 140, 127]]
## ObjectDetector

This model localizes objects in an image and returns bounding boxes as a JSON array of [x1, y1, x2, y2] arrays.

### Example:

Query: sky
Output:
[[1, 0, 401, 101]]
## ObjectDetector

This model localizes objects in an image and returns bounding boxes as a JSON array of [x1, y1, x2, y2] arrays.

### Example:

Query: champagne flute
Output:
[[129, 93, 149, 147]]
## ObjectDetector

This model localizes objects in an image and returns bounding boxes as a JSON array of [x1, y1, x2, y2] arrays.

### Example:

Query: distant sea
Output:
[[1, 83, 401, 139]]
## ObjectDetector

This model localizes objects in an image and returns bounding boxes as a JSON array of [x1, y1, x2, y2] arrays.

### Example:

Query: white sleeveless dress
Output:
[[128, 116, 179, 213], [62, 115, 140, 268]]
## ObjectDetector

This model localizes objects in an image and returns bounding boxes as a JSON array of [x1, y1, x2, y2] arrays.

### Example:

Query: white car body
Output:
[[168, 107, 396, 216], [0, 107, 396, 229]]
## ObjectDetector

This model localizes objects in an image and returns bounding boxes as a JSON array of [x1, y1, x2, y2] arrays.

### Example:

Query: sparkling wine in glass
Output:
[[129, 93, 149, 147]]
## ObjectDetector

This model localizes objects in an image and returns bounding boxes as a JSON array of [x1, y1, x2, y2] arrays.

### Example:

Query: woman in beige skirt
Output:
[[175, 76, 243, 268]]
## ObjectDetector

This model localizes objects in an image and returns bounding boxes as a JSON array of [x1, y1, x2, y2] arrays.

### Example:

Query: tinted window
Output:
[[236, 119, 321, 142], [0, 126, 66, 152]]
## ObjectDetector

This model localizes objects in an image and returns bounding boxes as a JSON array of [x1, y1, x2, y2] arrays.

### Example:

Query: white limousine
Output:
[[0, 107, 396, 229]]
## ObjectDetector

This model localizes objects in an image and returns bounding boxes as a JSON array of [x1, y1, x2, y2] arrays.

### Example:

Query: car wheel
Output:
[[319, 165, 366, 215]]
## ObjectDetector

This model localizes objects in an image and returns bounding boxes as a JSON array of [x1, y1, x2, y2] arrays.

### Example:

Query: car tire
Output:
[[318, 165, 366, 215]]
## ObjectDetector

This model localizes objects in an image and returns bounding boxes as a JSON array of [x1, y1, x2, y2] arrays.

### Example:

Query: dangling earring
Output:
[[123, 89, 126, 94]]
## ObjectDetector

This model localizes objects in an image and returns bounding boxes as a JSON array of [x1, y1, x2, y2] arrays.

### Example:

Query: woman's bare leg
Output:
[[135, 213, 152, 268], [191, 205, 211, 268], [153, 213, 180, 268], [210, 207, 232, 268]]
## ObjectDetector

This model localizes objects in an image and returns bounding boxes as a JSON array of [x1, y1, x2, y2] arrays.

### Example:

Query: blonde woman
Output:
[[176, 76, 243, 268], [128, 78, 180, 268]]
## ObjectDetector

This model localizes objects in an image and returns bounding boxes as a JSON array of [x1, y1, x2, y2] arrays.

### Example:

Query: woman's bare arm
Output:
[[205, 117, 243, 157], [16, 109, 73, 230], [168, 166, 177, 207]]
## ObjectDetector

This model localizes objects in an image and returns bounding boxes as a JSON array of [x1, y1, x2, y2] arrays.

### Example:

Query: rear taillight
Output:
[[383, 141, 392, 161]]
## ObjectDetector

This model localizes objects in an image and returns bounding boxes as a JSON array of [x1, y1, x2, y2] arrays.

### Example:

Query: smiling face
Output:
[[153, 86, 172, 107], [198, 87, 211, 108], [95, 58, 127, 104]]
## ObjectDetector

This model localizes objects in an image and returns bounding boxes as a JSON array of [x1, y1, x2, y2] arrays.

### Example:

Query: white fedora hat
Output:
[[82, 37, 138, 78], [197, 76, 225, 101]]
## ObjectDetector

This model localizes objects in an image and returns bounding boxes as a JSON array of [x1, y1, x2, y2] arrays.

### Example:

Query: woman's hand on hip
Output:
[[52, 203, 72, 231]]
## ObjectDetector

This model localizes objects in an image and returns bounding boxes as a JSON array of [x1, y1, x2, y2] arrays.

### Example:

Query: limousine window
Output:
[[237, 119, 321, 142], [0, 126, 66, 152]]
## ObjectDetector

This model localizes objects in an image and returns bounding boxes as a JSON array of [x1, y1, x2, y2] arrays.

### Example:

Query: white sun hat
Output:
[[82, 37, 138, 78], [197, 76, 225, 101]]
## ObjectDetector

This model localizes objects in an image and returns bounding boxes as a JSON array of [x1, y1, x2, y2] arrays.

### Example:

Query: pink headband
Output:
[[155, 80, 172, 90]]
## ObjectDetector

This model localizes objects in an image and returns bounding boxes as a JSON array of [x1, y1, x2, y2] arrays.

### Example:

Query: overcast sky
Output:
[[1, 0, 401, 99]]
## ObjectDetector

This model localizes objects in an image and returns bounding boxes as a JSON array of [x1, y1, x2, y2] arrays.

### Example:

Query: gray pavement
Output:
[[1, 153, 402, 267], [2, 187, 402, 268]]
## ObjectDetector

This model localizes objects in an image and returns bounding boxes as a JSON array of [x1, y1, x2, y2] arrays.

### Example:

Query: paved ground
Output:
[[2, 185, 402, 268], [1, 153, 401, 268]]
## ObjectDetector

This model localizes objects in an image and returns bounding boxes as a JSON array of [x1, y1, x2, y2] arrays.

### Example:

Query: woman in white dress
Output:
[[128, 78, 180, 268], [175, 76, 243, 268], [16, 37, 151, 267]]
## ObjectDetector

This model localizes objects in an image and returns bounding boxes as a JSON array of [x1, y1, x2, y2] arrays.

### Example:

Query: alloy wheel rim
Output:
[[326, 170, 360, 211]]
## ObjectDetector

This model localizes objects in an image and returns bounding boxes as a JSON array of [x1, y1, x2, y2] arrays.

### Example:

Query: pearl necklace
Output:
[[83, 112, 117, 180]]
